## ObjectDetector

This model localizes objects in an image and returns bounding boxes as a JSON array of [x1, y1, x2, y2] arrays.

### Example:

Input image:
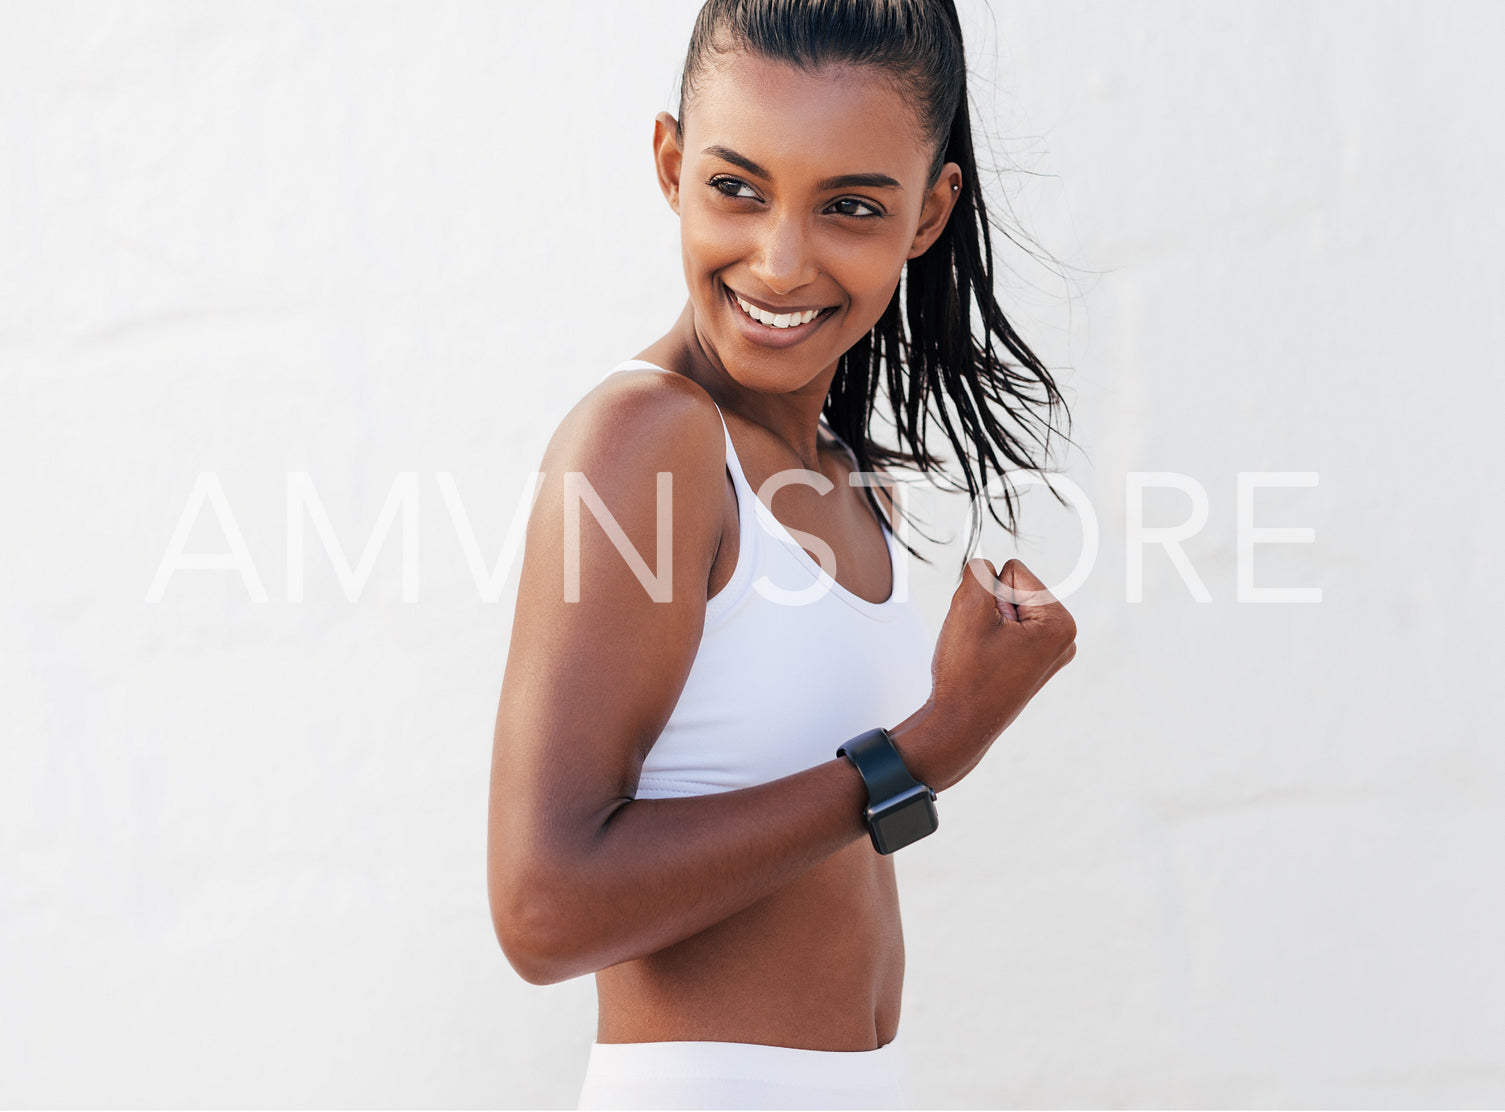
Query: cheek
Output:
[[820, 235, 907, 303], [680, 203, 746, 277]]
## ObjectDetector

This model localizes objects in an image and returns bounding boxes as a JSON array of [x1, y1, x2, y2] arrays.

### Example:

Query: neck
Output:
[[638, 299, 838, 471]]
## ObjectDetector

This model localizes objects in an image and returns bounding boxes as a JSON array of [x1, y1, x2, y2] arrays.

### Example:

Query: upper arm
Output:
[[488, 371, 726, 915]]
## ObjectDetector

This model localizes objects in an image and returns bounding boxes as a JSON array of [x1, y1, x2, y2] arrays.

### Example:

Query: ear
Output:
[[653, 111, 685, 215], [906, 161, 963, 260]]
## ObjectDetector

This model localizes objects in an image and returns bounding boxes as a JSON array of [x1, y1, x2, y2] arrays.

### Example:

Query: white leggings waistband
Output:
[[576, 1030, 912, 1110]]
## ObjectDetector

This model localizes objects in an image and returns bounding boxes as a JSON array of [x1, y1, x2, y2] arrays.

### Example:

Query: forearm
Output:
[[506, 707, 950, 985], [521, 753, 870, 984]]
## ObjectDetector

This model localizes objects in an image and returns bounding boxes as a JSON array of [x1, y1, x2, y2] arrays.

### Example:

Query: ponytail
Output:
[[682, 0, 1078, 565]]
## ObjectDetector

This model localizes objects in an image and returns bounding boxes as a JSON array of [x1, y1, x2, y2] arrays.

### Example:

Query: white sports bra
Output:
[[610, 360, 935, 800]]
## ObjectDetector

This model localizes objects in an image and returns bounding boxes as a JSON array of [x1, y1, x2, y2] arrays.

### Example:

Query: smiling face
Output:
[[654, 48, 961, 398]]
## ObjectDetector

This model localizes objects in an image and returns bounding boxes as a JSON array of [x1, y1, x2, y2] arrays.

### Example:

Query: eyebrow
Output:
[[701, 145, 903, 192]]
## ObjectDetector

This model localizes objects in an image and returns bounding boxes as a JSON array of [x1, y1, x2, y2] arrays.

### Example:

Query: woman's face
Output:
[[654, 50, 961, 396]]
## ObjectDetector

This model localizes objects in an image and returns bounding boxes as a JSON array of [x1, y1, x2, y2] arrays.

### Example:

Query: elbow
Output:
[[489, 864, 591, 987], [489, 796, 627, 984], [491, 893, 570, 986]]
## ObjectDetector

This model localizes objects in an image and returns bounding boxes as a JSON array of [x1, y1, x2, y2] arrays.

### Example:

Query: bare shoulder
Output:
[[543, 368, 725, 478], [523, 368, 730, 607]]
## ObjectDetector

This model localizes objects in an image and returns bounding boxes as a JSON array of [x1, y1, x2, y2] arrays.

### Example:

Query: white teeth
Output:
[[735, 294, 821, 329]]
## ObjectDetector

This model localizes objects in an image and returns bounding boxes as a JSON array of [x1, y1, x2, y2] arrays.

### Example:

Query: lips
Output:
[[723, 283, 835, 347], [731, 291, 824, 329]]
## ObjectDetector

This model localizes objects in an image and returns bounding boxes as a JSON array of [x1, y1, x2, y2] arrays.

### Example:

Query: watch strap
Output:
[[836, 727, 926, 805]]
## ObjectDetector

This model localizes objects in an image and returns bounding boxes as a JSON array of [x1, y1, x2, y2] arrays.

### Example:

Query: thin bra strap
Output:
[[613, 358, 747, 488], [709, 401, 752, 494]]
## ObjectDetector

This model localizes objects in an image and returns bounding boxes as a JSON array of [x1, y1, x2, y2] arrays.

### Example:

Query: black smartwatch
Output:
[[837, 727, 939, 855]]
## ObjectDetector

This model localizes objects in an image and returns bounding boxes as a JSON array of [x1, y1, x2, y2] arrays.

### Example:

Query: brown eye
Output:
[[829, 197, 881, 218], [709, 175, 758, 200]]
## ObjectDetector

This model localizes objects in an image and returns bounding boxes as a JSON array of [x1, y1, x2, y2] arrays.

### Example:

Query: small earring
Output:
[[951, 183, 959, 191]]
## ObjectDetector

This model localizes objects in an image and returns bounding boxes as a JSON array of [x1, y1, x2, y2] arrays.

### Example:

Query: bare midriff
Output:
[[593, 841, 904, 1051]]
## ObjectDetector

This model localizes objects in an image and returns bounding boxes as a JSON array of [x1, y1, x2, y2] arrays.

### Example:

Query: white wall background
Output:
[[3, 1, 1502, 1107]]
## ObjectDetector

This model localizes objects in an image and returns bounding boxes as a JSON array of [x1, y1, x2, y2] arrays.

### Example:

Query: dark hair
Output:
[[677, 0, 1078, 565]]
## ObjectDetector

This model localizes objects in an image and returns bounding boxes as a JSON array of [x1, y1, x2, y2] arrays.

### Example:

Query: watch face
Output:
[[869, 785, 939, 854]]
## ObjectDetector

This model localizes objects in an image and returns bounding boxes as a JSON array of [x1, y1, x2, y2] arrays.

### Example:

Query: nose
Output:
[[748, 209, 818, 296]]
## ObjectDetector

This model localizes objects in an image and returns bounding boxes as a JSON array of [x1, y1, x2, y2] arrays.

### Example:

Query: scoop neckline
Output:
[[612, 358, 905, 620]]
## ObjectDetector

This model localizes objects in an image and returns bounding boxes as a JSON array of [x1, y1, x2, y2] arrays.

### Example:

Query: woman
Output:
[[488, 0, 1079, 1107]]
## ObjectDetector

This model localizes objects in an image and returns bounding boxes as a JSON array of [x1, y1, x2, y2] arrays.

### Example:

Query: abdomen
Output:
[[594, 839, 905, 1051]]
